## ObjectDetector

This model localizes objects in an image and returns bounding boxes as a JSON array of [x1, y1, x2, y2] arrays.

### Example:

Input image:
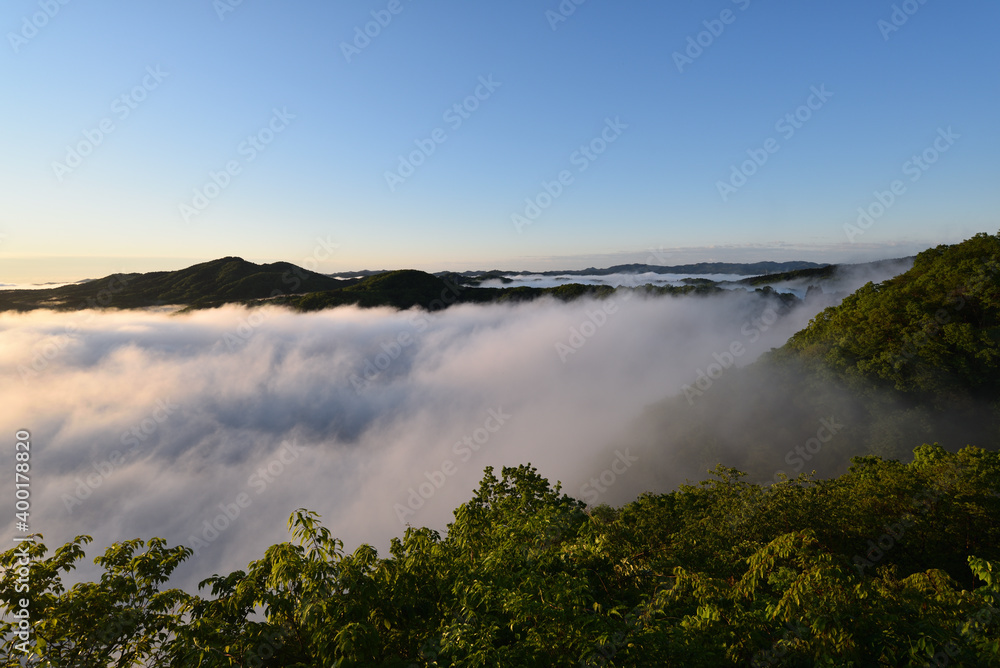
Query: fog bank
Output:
[[0, 268, 906, 590]]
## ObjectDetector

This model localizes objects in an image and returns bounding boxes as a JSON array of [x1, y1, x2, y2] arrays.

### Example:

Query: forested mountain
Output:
[[628, 233, 1000, 491], [783, 233, 1000, 401], [0, 257, 349, 311], [735, 257, 912, 287]]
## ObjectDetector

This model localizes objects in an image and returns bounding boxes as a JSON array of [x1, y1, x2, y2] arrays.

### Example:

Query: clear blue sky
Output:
[[2, 0, 998, 281]]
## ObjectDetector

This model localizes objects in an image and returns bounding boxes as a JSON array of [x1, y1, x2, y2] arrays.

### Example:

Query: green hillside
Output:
[[630, 233, 1000, 488], [280, 269, 473, 311], [0, 257, 348, 311], [783, 233, 1000, 400]]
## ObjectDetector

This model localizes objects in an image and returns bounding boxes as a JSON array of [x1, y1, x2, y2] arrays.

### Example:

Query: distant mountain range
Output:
[[0, 257, 903, 313], [437, 260, 827, 278], [320, 261, 828, 280]]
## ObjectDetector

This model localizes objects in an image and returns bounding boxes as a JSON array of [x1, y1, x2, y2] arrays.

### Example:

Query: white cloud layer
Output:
[[0, 268, 903, 591]]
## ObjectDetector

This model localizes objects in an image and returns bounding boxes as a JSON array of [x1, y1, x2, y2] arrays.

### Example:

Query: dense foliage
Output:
[[3, 448, 999, 666], [784, 233, 1000, 401]]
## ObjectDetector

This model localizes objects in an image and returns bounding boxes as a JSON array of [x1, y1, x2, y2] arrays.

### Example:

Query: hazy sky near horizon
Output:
[[2, 0, 998, 281]]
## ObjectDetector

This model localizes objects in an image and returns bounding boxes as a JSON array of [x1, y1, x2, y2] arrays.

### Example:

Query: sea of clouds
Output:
[[0, 261, 908, 591]]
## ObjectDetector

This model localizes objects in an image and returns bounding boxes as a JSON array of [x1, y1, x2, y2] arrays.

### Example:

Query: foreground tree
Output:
[[3, 449, 999, 666]]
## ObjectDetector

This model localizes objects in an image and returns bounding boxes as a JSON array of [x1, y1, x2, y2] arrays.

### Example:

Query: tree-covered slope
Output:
[[629, 233, 1000, 487], [0, 257, 348, 311], [783, 232, 1000, 401], [278, 269, 472, 311], [3, 449, 999, 666]]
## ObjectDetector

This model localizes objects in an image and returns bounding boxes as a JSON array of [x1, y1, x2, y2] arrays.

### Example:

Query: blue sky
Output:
[[2, 0, 998, 281]]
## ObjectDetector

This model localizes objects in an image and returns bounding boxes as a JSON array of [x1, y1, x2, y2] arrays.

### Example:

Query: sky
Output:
[[2, 0, 998, 282]]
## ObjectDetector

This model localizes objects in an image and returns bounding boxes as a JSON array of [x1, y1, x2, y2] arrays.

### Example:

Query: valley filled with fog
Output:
[[1, 262, 908, 592]]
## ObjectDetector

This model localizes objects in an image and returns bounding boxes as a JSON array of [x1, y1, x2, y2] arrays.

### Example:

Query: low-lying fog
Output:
[[0, 261, 909, 591], [478, 272, 750, 289], [478, 258, 913, 299]]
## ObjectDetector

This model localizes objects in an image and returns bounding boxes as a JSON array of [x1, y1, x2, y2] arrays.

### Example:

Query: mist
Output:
[[0, 263, 908, 591], [739, 257, 915, 299]]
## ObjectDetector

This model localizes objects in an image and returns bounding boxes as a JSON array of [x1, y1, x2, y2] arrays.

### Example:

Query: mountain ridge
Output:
[[0, 257, 908, 313], [0, 256, 350, 311]]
